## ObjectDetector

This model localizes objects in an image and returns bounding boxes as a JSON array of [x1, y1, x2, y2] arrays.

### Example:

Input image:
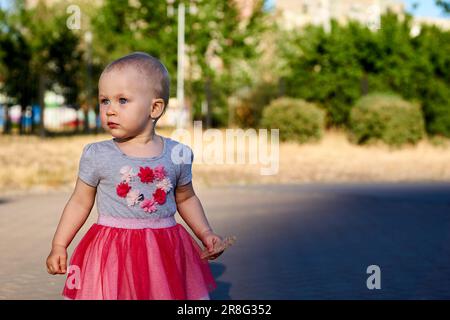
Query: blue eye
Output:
[[100, 98, 110, 106], [119, 98, 128, 104]]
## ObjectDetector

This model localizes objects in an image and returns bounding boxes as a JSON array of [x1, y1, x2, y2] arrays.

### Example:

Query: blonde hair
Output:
[[102, 52, 170, 124]]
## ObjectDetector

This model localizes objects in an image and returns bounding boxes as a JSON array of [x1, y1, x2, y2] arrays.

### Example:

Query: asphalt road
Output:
[[1, 183, 449, 299]]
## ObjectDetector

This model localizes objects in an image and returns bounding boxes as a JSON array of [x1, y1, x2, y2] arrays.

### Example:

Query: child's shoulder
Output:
[[163, 136, 194, 164], [82, 139, 111, 150], [164, 136, 193, 154], [80, 139, 115, 157], [164, 136, 191, 150]]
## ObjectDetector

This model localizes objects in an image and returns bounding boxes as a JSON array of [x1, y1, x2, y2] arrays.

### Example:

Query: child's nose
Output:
[[105, 103, 119, 115]]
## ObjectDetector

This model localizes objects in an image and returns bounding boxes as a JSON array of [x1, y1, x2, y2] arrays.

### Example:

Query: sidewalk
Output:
[[1, 183, 450, 299]]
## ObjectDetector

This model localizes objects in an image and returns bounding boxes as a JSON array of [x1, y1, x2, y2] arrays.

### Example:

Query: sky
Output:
[[265, 0, 449, 18], [403, 0, 448, 18]]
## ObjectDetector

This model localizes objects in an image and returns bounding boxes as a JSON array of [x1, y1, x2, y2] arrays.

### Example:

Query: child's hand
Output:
[[46, 245, 68, 275], [200, 230, 224, 260]]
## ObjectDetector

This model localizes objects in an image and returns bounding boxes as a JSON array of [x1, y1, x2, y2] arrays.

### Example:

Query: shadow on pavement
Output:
[[209, 263, 232, 300]]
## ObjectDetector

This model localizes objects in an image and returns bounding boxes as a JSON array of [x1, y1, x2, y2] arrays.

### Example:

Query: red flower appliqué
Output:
[[116, 182, 131, 198], [153, 188, 167, 205], [116, 165, 172, 214], [138, 166, 154, 183]]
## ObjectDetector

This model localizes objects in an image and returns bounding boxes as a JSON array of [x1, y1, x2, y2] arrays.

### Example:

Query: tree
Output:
[[89, 0, 268, 128], [436, 0, 450, 14], [0, 0, 84, 136], [277, 12, 450, 136], [185, 0, 267, 127]]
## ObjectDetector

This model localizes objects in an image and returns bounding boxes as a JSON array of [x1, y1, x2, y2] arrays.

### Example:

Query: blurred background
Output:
[[0, 0, 450, 300], [0, 0, 449, 192]]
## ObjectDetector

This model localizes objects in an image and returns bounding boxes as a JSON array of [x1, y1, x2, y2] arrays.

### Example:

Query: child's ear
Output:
[[150, 98, 165, 119]]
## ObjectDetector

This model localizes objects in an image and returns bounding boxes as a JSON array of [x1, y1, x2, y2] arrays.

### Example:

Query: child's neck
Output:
[[115, 132, 157, 145], [113, 134, 164, 158]]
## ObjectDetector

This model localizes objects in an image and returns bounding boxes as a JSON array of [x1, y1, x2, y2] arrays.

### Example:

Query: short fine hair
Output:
[[102, 52, 170, 109]]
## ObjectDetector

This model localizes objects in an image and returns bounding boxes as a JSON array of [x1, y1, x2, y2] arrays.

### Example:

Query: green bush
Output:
[[260, 98, 326, 143], [278, 14, 450, 137], [349, 93, 425, 146], [420, 79, 450, 137]]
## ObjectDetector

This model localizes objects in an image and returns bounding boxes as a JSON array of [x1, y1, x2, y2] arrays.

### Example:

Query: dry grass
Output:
[[1, 128, 449, 196]]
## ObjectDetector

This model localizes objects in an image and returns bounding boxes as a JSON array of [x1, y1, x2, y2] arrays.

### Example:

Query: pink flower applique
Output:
[[116, 164, 172, 213], [156, 177, 173, 193], [120, 165, 134, 183], [153, 165, 167, 180], [140, 198, 157, 213], [126, 189, 142, 207]]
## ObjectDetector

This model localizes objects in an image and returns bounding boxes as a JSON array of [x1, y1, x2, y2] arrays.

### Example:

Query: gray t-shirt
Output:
[[78, 136, 193, 219]]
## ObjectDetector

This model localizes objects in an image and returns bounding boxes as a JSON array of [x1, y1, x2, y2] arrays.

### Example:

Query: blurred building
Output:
[[275, 0, 404, 30], [275, 0, 450, 31], [411, 16, 450, 31], [25, 0, 102, 8], [233, 0, 262, 20]]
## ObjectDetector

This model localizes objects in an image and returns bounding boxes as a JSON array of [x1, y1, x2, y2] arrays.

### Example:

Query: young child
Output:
[[46, 52, 223, 300]]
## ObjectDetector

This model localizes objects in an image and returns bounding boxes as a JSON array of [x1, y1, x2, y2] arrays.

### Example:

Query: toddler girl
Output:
[[46, 52, 223, 300]]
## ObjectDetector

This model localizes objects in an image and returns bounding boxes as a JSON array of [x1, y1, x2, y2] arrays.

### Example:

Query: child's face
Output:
[[98, 66, 155, 139]]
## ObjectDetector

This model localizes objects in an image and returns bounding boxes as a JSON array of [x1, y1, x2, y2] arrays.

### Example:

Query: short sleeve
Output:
[[78, 143, 100, 187], [177, 145, 194, 186]]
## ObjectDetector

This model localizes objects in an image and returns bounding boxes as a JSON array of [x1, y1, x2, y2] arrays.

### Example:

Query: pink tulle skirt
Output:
[[62, 216, 217, 300]]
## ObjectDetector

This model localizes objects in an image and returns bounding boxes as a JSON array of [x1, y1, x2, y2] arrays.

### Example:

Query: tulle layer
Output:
[[62, 222, 217, 300]]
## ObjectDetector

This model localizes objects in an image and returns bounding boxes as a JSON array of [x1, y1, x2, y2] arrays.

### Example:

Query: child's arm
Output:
[[175, 182, 223, 258], [46, 178, 96, 274]]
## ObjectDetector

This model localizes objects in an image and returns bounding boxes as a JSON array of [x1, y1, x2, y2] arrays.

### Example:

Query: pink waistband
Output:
[[97, 215, 177, 229]]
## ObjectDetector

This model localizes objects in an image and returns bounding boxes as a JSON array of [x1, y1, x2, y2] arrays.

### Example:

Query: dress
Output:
[[62, 136, 217, 300]]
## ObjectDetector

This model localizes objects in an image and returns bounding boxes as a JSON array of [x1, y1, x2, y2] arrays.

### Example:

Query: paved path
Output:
[[1, 183, 450, 299]]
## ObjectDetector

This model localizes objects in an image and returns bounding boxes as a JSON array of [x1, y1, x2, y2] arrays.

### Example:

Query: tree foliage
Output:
[[0, 0, 84, 134], [436, 0, 450, 14], [278, 12, 450, 136], [89, 0, 268, 127]]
